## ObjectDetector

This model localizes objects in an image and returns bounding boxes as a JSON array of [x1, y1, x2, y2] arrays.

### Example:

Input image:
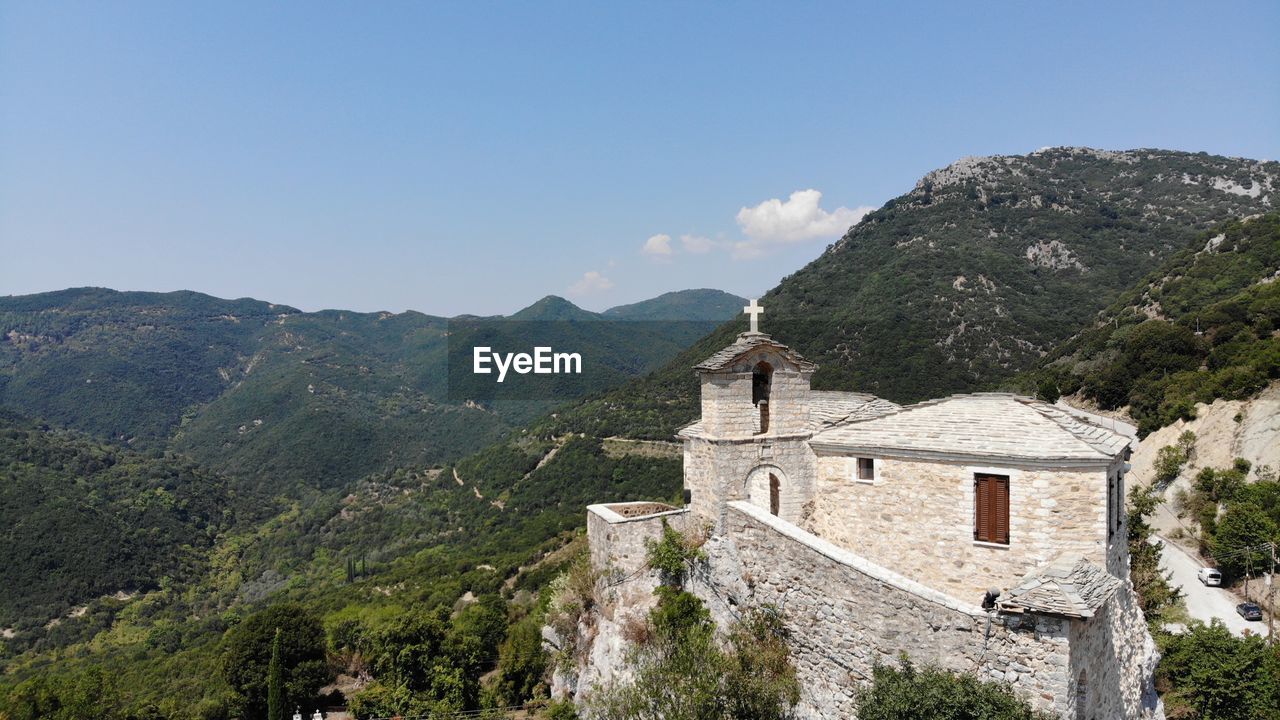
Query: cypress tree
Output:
[[267, 627, 284, 720]]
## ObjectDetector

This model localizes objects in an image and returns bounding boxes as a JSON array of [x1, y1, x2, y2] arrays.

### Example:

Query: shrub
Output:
[[854, 657, 1052, 720]]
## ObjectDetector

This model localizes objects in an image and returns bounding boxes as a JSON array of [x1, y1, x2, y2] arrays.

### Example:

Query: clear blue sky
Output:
[[2, 1, 1277, 315]]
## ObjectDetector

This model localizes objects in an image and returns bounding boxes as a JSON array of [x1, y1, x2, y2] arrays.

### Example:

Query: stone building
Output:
[[572, 305, 1163, 719]]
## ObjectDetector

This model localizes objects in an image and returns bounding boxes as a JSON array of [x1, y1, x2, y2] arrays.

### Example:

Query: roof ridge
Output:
[[1017, 397, 1129, 456], [693, 332, 817, 372]]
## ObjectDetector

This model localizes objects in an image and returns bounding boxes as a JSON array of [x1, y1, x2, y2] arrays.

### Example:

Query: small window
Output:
[[856, 458, 874, 481], [768, 473, 780, 516], [974, 473, 1010, 545]]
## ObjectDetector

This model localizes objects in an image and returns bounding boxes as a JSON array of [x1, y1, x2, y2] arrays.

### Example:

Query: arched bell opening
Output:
[[752, 361, 773, 434]]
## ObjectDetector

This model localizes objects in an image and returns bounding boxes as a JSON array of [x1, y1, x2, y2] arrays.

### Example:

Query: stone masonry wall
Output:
[[1068, 581, 1163, 720], [565, 504, 692, 702], [684, 436, 816, 530], [690, 501, 1077, 718], [808, 455, 1112, 602]]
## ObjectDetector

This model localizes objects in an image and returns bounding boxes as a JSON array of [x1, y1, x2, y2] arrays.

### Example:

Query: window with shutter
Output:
[[974, 473, 1010, 544]]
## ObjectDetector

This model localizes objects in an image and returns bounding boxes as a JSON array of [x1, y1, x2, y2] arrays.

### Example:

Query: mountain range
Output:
[[0, 287, 745, 493], [2, 147, 1277, 717]]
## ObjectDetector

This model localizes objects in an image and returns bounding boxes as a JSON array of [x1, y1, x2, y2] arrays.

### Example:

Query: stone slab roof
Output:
[[809, 393, 1130, 465], [694, 332, 817, 373], [808, 391, 902, 428], [1001, 556, 1121, 619], [677, 391, 899, 439]]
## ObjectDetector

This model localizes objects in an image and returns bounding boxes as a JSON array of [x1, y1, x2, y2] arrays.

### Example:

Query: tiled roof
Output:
[[676, 391, 899, 439], [808, 393, 1129, 464], [694, 332, 817, 372], [1001, 556, 1121, 618]]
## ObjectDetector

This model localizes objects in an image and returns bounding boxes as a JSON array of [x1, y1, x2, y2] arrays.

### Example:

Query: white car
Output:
[[1197, 567, 1222, 586]]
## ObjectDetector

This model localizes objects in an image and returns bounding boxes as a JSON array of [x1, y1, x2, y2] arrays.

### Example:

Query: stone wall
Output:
[[567, 504, 693, 702], [586, 502, 690, 578], [572, 499, 1159, 719], [808, 454, 1116, 602], [684, 436, 816, 530], [1068, 582, 1163, 720], [692, 501, 1081, 718]]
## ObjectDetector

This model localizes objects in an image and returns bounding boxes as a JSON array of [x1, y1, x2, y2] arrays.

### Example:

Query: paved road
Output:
[[1155, 535, 1269, 638]]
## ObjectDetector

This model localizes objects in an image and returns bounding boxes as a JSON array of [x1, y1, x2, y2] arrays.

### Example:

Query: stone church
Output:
[[574, 305, 1162, 719]]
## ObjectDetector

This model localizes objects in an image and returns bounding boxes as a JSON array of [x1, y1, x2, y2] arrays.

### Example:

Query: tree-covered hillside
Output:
[[1024, 212, 1280, 433], [1, 287, 741, 492], [4, 150, 1277, 718], [0, 411, 247, 638], [0, 289, 297, 443], [540, 148, 1279, 440]]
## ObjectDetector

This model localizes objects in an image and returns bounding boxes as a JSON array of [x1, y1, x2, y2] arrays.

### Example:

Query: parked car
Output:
[[1197, 567, 1222, 586], [1236, 602, 1263, 622]]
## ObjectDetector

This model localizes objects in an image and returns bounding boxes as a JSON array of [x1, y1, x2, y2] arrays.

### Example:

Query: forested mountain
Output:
[[3, 149, 1277, 719], [1024, 212, 1280, 433], [0, 289, 298, 442], [0, 288, 741, 492], [0, 411, 249, 635], [539, 148, 1279, 440], [602, 289, 747, 321]]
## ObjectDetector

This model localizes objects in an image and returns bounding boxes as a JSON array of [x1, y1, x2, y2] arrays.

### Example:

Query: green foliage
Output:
[[492, 612, 549, 707], [1176, 457, 1280, 581], [1156, 620, 1280, 720], [1211, 503, 1278, 580], [267, 629, 285, 720], [1026, 213, 1280, 434], [644, 521, 705, 586], [1154, 432, 1196, 487], [219, 604, 330, 719], [1127, 485, 1183, 622], [345, 601, 515, 718], [590, 592, 799, 720], [0, 413, 244, 634], [853, 657, 1052, 720]]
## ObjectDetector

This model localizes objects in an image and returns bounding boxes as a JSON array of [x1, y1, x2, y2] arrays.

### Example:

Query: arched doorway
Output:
[[745, 465, 787, 518]]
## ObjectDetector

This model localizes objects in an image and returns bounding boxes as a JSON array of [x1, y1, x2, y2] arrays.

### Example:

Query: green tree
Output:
[[492, 612, 549, 706], [1212, 503, 1278, 580], [1157, 619, 1280, 720], [219, 604, 330, 720], [1127, 485, 1182, 620], [267, 628, 285, 720], [854, 658, 1052, 720]]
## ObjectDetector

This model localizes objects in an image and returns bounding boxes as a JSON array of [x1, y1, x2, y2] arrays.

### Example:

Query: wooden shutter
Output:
[[974, 474, 1010, 544], [992, 475, 1009, 544], [974, 476, 991, 541]]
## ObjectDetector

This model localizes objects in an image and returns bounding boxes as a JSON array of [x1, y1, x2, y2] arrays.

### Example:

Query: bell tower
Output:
[[679, 301, 818, 527]]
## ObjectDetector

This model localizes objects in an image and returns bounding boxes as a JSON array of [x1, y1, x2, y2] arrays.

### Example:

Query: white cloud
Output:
[[641, 233, 673, 259], [568, 270, 614, 296], [680, 234, 717, 254], [734, 189, 873, 259]]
